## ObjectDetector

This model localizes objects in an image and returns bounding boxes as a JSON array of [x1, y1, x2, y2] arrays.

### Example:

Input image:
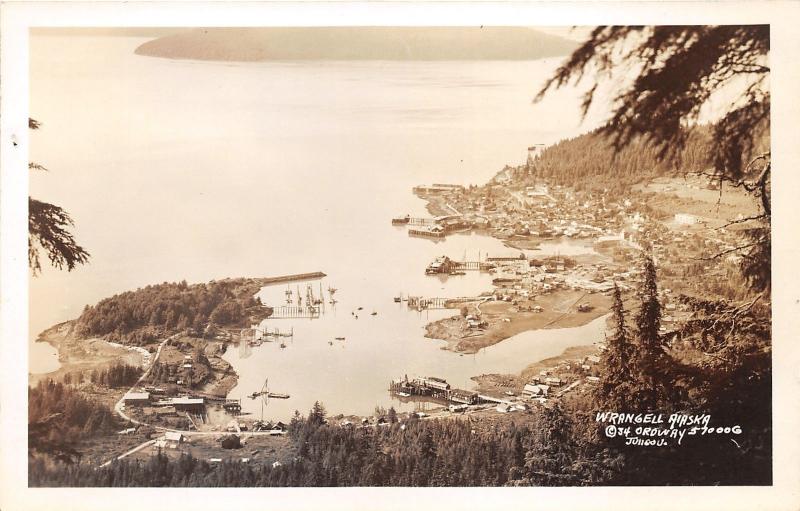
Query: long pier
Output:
[[407, 217, 437, 226], [453, 261, 495, 271], [259, 272, 327, 286], [268, 306, 321, 319], [409, 229, 445, 239], [407, 296, 481, 310], [477, 394, 514, 406]]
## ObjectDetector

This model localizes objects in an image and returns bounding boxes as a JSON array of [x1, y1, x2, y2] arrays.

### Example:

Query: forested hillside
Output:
[[522, 126, 769, 192], [526, 128, 714, 191], [29, 380, 123, 463], [74, 279, 267, 344], [29, 394, 770, 486]]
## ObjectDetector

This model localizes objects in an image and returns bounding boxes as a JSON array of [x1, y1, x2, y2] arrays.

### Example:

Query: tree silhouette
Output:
[[29, 118, 90, 275], [596, 283, 635, 411], [630, 254, 672, 410]]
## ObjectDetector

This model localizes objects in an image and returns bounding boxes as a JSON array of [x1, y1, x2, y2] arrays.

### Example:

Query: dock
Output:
[[407, 296, 481, 310], [268, 306, 321, 319], [453, 261, 495, 271], [389, 376, 508, 406], [409, 228, 445, 239], [426, 257, 494, 273], [258, 272, 327, 286], [407, 217, 437, 226]]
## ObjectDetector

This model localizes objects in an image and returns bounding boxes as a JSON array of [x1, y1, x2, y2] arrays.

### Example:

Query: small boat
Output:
[[370, 311, 377, 316], [397, 391, 411, 397], [449, 270, 466, 276], [328, 341, 333, 346], [280, 342, 286, 349], [394, 296, 402, 303], [335, 337, 345, 341], [357, 306, 363, 311], [267, 392, 290, 399]]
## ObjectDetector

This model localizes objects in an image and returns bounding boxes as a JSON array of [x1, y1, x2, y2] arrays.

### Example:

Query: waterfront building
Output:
[[122, 391, 151, 406]]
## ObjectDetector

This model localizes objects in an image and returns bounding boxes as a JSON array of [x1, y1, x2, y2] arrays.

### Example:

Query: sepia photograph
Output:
[[2, 1, 800, 509]]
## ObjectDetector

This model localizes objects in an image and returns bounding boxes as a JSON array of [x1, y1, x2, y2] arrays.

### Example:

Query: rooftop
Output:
[[123, 392, 150, 400]]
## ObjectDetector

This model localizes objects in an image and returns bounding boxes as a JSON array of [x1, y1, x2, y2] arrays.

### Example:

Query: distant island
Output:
[[134, 27, 578, 62]]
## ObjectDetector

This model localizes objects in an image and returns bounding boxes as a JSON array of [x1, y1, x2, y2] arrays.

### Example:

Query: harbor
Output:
[[29, 42, 611, 423]]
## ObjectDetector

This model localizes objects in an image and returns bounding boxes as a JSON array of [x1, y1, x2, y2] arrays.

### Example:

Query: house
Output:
[[523, 383, 543, 397], [448, 404, 468, 413], [523, 384, 550, 397], [586, 355, 601, 365], [586, 376, 601, 384], [153, 432, 185, 450], [155, 407, 177, 417], [420, 377, 450, 392], [674, 213, 698, 225], [467, 318, 485, 329], [171, 397, 205, 413], [545, 377, 562, 387], [123, 391, 151, 406], [449, 389, 478, 405], [165, 431, 185, 446]]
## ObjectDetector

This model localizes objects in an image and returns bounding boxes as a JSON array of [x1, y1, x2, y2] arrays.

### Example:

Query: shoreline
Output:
[[30, 321, 238, 399], [29, 323, 147, 387], [424, 289, 611, 354], [471, 343, 600, 396]]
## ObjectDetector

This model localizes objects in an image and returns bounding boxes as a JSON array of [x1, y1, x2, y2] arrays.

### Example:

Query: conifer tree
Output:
[[630, 254, 669, 410], [596, 283, 635, 411]]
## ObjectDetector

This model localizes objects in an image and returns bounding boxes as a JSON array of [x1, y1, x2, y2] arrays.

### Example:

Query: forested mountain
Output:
[[74, 279, 266, 344], [134, 27, 577, 62]]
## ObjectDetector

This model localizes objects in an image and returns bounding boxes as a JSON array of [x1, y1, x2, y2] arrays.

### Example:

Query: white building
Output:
[[674, 213, 698, 225]]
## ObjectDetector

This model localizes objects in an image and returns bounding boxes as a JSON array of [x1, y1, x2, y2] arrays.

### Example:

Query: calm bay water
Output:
[[29, 35, 607, 416]]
